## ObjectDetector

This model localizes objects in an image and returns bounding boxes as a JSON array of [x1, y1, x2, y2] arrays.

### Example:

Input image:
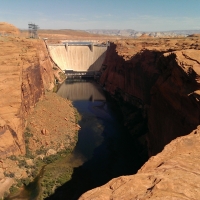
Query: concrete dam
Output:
[[47, 40, 109, 75]]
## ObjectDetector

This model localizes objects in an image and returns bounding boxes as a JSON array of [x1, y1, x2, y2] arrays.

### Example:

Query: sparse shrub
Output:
[[53, 66, 58, 70], [21, 177, 30, 186], [18, 159, 28, 168], [58, 71, 66, 81], [25, 126, 31, 133], [4, 172, 15, 178], [9, 185, 19, 194], [16, 179, 23, 187], [31, 169, 38, 178], [43, 154, 59, 164], [24, 131, 33, 138], [52, 84, 58, 93], [36, 148, 46, 155], [3, 191, 9, 198], [9, 155, 17, 161], [25, 148, 34, 159], [24, 127, 34, 158]]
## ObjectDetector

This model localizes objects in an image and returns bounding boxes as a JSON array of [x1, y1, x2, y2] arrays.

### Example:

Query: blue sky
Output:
[[0, 0, 200, 31]]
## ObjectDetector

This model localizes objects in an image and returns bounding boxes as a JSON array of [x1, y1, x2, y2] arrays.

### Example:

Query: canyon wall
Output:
[[0, 22, 20, 35], [80, 128, 200, 200], [48, 45, 107, 71], [99, 39, 200, 156], [0, 23, 81, 197], [0, 34, 55, 158], [80, 37, 200, 199]]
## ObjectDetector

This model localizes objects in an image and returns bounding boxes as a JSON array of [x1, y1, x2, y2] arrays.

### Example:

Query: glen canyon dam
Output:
[[48, 40, 108, 73]]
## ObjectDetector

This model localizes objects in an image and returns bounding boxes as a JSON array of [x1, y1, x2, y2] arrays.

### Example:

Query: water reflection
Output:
[[62, 80, 113, 161], [58, 79, 113, 162], [7, 79, 146, 200], [47, 80, 129, 200], [57, 79, 106, 101]]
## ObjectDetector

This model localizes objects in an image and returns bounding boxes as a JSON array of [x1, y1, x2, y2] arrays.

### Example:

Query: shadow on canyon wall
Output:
[[47, 45, 200, 199], [100, 45, 200, 156]]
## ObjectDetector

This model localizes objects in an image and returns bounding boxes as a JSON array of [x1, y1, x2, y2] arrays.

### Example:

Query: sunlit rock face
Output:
[[0, 22, 20, 35], [0, 24, 55, 158]]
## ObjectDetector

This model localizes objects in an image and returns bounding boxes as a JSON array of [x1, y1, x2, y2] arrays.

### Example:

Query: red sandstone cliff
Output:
[[0, 22, 20, 35], [100, 39, 200, 156], [80, 127, 200, 199], [0, 32, 55, 158], [0, 23, 81, 197], [80, 37, 200, 199], [148, 50, 200, 155]]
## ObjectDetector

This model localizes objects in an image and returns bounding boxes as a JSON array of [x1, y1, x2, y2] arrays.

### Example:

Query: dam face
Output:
[[48, 41, 108, 72]]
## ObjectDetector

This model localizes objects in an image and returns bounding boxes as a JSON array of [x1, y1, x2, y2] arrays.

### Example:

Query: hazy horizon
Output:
[[1, 0, 200, 32]]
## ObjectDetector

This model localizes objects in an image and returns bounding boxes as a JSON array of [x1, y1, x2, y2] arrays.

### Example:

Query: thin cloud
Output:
[[79, 18, 87, 21], [64, 13, 79, 17]]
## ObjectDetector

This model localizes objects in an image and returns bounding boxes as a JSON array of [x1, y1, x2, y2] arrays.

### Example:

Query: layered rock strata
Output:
[[0, 23, 77, 197], [0, 35, 55, 158], [100, 38, 200, 156], [0, 22, 20, 35], [80, 37, 200, 199], [80, 128, 200, 200]]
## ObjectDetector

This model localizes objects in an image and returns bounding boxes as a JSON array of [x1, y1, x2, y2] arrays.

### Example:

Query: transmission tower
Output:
[[28, 23, 39, 38]]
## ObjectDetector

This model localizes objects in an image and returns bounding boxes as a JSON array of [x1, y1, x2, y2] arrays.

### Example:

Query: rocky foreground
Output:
[[80, 37, 200, 199], [80, 128, 200, 199]]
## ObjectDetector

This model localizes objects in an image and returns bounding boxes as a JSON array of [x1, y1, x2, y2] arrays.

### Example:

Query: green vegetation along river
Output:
[[7, 79, 146, 200]]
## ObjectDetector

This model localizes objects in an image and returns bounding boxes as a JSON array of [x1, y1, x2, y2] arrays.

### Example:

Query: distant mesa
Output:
[[0, 22, 20, 35], [187, 34, 200, 37], [86, 29, 200, 38], [139, 33, 152, 38]]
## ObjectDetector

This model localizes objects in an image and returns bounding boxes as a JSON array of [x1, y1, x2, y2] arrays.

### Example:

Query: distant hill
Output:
[[86, 29, 200, 38]]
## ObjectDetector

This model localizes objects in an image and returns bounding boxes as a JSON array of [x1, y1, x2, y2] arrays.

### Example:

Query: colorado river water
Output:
[[49, 79, 124, 199], [47, 79, 144, 200], [7, 79, 145, 200]]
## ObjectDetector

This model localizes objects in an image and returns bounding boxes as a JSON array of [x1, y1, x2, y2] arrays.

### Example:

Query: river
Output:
[[49, 79, 123, 199], [47, 79, 143, 200], [7, 79, 145, 200]]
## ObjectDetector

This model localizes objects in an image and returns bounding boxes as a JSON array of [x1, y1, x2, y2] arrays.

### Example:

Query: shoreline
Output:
[[2, 91, 80, 199]]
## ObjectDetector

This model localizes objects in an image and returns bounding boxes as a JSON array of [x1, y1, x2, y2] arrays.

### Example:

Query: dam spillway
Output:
[[47, 41, 108, 72]]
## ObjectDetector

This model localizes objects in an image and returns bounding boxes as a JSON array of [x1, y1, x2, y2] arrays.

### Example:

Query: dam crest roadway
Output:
[[46, 39, 109, 77]]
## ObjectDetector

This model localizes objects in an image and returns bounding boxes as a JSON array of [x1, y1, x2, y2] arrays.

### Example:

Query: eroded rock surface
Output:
[[100, 37, 200, 155], [0, 35, 55, 158], [80, 128, 200, 200], [27, 92, 79, 155], [0, 23, 79, 197], [0, 22, 20, 35], [80, 37, 200, 199], [148, 50, 200, 155]]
